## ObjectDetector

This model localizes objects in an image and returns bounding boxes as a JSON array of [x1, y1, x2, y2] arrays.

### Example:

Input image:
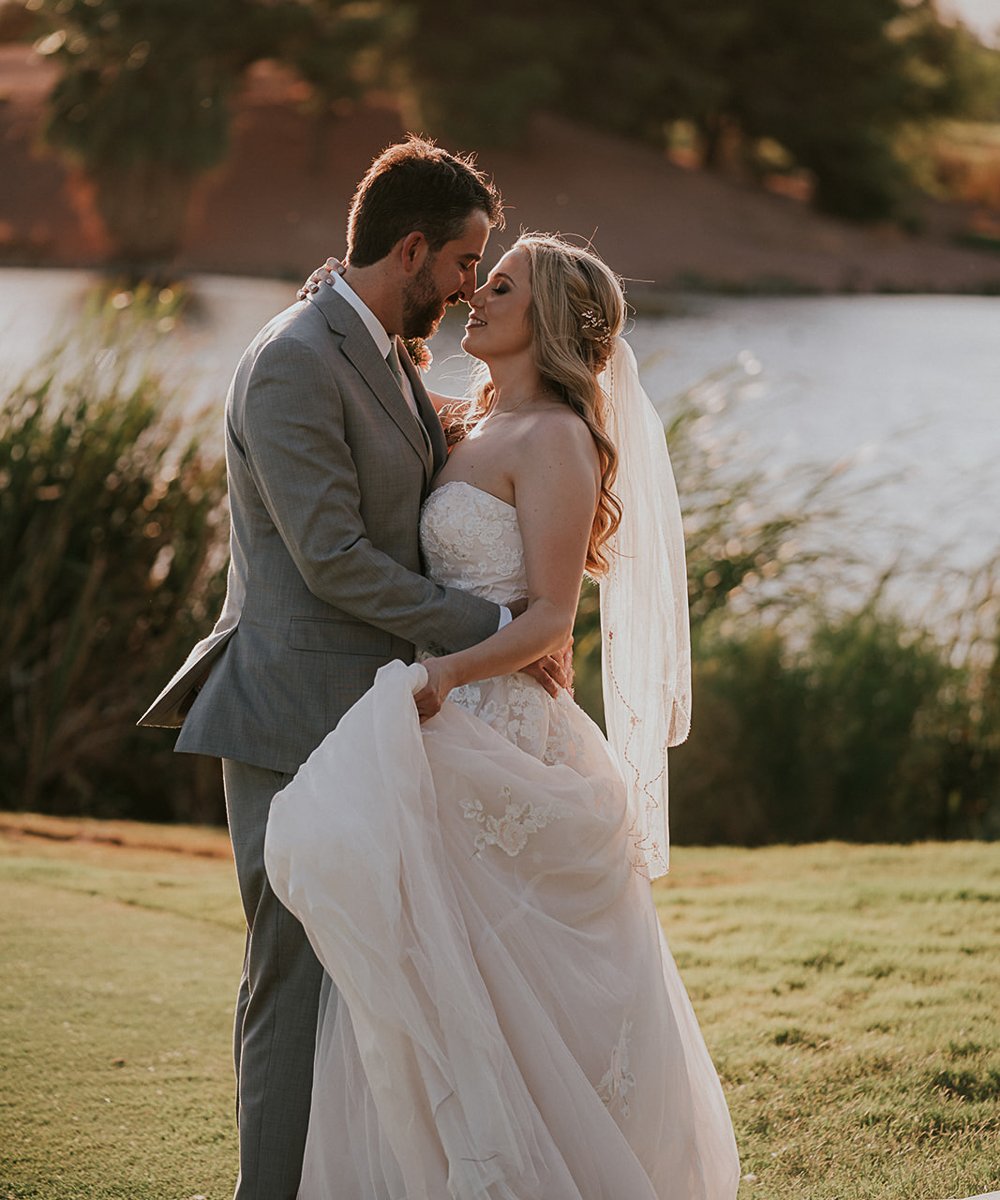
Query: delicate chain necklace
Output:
[[490, 388, 559, 416]]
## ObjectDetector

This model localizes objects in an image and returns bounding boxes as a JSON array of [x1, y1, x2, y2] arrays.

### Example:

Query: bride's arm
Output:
[[413, 411, 599, 719]]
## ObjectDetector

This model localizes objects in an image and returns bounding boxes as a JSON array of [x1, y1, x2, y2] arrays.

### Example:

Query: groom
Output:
[[139, 138, 549, 1199]]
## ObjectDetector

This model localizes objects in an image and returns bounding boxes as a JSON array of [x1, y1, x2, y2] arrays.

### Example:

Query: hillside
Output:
[[2, 46, 1000, 292]]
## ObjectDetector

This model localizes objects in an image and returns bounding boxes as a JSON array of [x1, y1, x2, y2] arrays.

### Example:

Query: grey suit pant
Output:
[[223, 758, 329, 1200]]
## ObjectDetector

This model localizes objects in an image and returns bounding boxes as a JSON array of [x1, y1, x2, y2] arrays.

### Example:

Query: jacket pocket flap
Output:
[[287, 616, 392, 657]]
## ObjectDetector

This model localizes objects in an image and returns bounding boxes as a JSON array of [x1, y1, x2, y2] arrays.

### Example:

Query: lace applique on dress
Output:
[[460, 785, 567, 857], [540, 705, 589, 772], [420, 481, 525, 602], [596, 1019, 637, 1118], [419, 481, 590, 774], [450, 676, 549, 759]]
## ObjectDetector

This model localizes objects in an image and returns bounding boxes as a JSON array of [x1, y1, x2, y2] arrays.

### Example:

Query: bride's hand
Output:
[[413, 657, 460, 722], [297, 257, 344, 300]]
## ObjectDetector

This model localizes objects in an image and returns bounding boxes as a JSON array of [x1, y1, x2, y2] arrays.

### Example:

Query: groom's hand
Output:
[[522, 637, 573, 698], [507, 600, 572, 697], [297, 257, 344, 300]]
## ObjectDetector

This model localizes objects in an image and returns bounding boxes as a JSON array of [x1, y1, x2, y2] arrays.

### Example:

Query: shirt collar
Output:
[[331, 272, 392, 359]]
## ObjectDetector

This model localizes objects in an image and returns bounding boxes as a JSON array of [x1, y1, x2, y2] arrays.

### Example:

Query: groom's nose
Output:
[[458, 264, 478, 302]]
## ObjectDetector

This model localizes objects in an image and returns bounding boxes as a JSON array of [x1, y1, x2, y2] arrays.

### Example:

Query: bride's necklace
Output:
[[490, 388, 559, 417]]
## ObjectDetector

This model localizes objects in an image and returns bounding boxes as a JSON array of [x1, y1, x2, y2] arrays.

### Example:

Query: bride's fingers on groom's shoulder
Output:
[[313, 258, 343, 284], [296, 258, 343, 299]]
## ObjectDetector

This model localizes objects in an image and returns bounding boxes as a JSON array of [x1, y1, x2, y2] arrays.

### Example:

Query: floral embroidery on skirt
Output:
[[597, 1019, 637, 1118], [460, 785, 567, 857]]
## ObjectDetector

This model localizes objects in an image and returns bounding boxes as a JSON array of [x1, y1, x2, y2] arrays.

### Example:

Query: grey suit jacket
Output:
[[138, 287, 501, 774]]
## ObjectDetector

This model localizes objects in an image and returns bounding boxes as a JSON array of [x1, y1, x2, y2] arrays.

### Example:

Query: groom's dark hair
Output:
[[346, 136, 504, 267]]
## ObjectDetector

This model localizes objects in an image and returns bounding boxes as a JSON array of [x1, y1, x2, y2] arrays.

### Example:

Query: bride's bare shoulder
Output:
[[512, 405, 600, 496], [516, 404, 598, 460]]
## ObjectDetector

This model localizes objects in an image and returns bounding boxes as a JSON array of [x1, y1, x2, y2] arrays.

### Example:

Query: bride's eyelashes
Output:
[[479, 272, 509, 296]]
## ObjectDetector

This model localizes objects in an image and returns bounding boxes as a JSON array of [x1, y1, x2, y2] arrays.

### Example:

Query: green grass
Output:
[[0, 820, 242, 1200], [1, 822, 998, 1200], [656, 842, 1000, 1200]]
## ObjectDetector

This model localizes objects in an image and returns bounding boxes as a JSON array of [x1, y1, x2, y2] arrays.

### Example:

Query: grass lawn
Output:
[[1, 817, 997, 1200]]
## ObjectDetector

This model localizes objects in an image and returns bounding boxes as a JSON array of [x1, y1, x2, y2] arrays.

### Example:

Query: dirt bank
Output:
[[2, 47, 999, 293]]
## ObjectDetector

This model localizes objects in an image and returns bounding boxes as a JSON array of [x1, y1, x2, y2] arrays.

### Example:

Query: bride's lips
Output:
[[465, 317, 486, 329]]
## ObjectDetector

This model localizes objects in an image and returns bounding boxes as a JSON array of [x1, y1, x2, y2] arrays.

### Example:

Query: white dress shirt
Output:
[[327, 273, 511, 632], [330, 272, 423, 421]]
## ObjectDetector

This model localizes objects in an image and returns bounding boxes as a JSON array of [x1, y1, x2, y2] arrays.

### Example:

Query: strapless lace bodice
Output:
[[419, 480, 588, 769], [420, 480, 526, 606]]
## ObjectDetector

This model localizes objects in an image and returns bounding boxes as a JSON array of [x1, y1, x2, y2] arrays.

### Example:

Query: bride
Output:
[[264, 234, 741, 1199]]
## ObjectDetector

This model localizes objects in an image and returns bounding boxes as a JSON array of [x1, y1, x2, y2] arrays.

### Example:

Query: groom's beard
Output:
[[402, 260, 453, 339]]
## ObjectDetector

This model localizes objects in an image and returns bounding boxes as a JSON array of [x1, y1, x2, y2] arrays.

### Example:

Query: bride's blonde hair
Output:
[[460, 233, 625, 575]]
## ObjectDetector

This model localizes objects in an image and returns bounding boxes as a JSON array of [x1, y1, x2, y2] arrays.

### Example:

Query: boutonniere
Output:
[[402, 337, 433, 372]]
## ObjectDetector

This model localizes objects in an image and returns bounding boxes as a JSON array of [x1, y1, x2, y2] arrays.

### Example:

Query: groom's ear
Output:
[[398, 231, 430, 276]]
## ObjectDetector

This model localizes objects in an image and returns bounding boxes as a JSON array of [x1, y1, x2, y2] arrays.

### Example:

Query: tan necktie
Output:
[[385, 341, 406, 388], [386, 342, 431, 454]]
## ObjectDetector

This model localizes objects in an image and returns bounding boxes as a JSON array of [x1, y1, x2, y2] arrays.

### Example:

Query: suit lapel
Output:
[[309, 289, 433, 479], [397, 340, 448, 478]]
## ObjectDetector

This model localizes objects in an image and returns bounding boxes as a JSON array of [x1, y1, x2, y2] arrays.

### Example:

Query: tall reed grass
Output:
[[1, 335, 227, 821], [2, 327, 996, 841], [574, 362, 1000, 845]]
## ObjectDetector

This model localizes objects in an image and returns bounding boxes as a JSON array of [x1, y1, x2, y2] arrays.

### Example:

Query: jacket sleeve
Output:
[[240, 334, 501, 653]]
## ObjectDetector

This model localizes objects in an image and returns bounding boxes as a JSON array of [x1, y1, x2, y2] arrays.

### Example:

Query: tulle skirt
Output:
[[264, 660, 740, 1200]]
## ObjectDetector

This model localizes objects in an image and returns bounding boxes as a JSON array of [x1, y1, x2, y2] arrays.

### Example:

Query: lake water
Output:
[[2, 269, 997, 614]]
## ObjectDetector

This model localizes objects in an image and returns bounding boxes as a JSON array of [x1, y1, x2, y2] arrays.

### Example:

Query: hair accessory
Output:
[[579, 308, 614, 350]]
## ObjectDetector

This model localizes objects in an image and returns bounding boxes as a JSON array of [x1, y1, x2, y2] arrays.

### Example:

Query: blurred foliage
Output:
[[672, 602, 1000, 846], [387, 0, 562, 148], [2, 328, 997, 843], [0, 321, 228, 822], [0, 0, 33, 40], [898, 119, 1000, 213], [572, 356, 868, 722], [571, 355, 1000, 846], [394, 0, 999, 221], [11, 0, 993, 270], [26, 0, 388, 274], [16, 0, 1000, 259]]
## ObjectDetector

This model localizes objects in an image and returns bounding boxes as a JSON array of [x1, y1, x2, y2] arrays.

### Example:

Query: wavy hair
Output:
[[459, 233, 625, 575]]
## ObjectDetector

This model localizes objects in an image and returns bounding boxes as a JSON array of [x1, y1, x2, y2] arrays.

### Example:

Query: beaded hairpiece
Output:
[[580, 307, 614, 349]]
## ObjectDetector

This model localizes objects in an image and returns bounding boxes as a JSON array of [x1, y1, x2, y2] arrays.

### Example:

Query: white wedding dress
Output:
[[264, 479, 741, 1200]]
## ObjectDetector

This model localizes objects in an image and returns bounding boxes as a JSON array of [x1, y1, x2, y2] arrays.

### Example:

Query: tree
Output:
[[387, 0, 561, 148], [730, 0, 922, 218], [30, 0, 386, 277], [555, 0, 980, 220], [550, 0, 750, 157], [442, 0, 991, 222]]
